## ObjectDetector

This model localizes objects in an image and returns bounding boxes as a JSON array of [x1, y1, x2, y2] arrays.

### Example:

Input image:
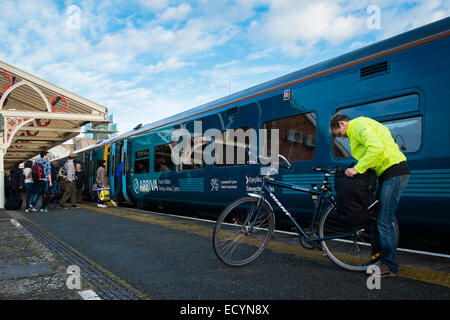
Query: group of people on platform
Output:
[[5, 151, 85, 212], [5, 151, 118, 212]]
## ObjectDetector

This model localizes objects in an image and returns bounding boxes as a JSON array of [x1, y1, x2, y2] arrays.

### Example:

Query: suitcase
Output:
[[5, 197, 23, 210]]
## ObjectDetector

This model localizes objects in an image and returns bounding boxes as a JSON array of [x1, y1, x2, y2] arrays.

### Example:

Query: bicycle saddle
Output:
[[312, 167, 338, 174]]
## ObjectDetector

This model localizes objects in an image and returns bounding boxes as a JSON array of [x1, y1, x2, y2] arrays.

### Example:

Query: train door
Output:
[[122, 139, 131, 203], [103, 145, 110, 173], [83, 151, 92, 201], [110, 143, 116, 196], [89, 150, 93, 195]]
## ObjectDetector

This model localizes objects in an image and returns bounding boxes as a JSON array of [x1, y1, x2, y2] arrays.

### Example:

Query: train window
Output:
[[332, 116, 422, 158], [180, 137, 206, 170], [333, 137, 352, 158], [134, 149, 150, 174], [338, 94, 419, 119], [214, 126, 251, 167], [384, 117, 422, 153], [263, 112, 316, 162], [135, 150, 150, 158], [134, 158, 149, 174], [154, 143, 174, 172]]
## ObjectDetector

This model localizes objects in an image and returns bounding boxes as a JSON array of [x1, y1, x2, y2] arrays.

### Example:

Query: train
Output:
[[64, 17, 449, 242]]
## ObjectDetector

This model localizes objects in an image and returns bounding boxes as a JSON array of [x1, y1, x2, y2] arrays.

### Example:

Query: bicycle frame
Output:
[[247, 176, 355, 243]]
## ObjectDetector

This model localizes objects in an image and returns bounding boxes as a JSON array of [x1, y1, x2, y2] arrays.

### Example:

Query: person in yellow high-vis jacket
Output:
[[330, 114, 410, 277]]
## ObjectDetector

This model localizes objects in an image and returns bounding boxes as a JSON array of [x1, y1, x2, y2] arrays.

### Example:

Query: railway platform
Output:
[[1, 203, 449, 301]]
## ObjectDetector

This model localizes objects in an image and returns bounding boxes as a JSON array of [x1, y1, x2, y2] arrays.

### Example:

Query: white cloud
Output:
[[138, 0, 169, 12], [158, 3, 193, 22], [246, 47, 278, 60], [144, 56, 194, 75], [249, 0, 366, 46], [281, 41, 304, 58], [373, 0, 450, 40]]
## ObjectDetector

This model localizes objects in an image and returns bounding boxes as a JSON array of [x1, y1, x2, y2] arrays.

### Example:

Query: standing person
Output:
[[75, 163, 84, 203], [31, 151, 52, 213], [59, 155, 79, 209], [96, 160, 109, 208], [329, 114, 410, 277], [51, 160, 61, 196], [4, 171, 12, 199], [23, 161, 35, 212], [9, 164, 23, 199]]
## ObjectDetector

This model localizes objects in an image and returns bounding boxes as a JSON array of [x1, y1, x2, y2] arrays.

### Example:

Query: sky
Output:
[[0, 0, 449, 135]]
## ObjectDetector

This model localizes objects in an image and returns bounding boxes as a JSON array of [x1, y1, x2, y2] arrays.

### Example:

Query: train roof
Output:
[[80, 17, 450, 151]]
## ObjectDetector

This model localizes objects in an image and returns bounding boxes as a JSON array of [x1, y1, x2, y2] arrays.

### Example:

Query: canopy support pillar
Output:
[[0, 145, 5, 209], [0, 117, 34, 209]]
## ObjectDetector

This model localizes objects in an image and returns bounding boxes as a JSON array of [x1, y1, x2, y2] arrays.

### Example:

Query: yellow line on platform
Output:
[[79, 203, 450, 288]]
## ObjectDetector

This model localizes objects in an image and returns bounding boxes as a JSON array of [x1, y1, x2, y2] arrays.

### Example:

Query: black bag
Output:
[[5, 197, 23, 210], [45, 189, 62, 202], [334, 168, 379, 226], [10, 167, 24, 191]]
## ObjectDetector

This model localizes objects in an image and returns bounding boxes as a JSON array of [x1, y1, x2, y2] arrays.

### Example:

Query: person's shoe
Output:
[[31, 207, 38, 212], [70, 205, 80, 209], [368, 264, 397, 278], [40, 208, 49, 213], [97, 204, 107, 208], [110, 200, 118, 207], [363, 252, 380, 267]]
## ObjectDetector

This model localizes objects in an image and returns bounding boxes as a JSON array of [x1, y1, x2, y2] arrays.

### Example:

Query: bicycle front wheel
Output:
[[319, 205, 399, 272], [46, 195, 59, 210], [213, 197, 275, 267]]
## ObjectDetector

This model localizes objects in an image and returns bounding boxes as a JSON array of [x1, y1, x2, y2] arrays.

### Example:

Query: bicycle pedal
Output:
[[299, 235, 318, 250]]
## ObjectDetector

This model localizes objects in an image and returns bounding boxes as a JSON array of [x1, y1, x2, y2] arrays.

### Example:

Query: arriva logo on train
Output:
[[133, 178, 158, 193]]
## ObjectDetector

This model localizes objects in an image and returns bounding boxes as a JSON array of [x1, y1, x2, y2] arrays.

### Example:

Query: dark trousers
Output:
[[61, 181, 76, 207], [114, 177, 122, 201], [370, 174, 409, 274], [76, 187, 82, 202], [24, 183, 34, 208], [31, 181, 48, 210]]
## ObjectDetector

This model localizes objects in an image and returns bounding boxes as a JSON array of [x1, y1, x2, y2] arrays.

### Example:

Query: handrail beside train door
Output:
[[103, 144, 110, 173], [122, 139, 131, 203], [110, 142, 116, 196], [89, 150, 93, 194]]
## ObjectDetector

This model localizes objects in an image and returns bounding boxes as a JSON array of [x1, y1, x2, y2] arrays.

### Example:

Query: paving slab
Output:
[[0, 210, 81, 300], [0, 263, 54, 280]]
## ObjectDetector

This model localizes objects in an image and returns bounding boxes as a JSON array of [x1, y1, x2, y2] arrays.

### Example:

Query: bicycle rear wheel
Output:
[[45, 194, 59, 210], [319, 205, 399, 272], [213, 196, 275, 267]]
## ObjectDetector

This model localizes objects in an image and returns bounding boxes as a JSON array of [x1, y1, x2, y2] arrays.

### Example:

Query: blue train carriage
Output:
[[71, 18, 449, 243], [121, 17, 450, 241]]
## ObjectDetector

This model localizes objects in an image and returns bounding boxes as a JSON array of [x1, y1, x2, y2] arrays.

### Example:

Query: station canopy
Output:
[[0, 60, 110, 169]]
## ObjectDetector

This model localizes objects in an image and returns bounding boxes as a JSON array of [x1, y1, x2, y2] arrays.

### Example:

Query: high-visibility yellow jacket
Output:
[[346, 117, 407, 177]]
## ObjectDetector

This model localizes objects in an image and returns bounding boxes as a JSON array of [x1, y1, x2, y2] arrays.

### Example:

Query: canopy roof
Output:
[[0, 60, 110, 168]]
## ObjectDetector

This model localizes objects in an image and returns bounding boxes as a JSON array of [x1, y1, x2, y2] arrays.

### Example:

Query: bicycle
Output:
[[212, 153, 399, 272], [45, 189, 62, 210]]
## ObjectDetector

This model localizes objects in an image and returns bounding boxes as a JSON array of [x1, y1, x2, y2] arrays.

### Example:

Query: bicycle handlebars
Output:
[[244, 147, 292, 171]]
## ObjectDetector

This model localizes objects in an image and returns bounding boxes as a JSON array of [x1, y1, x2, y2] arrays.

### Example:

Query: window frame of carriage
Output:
[[134, 149, 150, 174]]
